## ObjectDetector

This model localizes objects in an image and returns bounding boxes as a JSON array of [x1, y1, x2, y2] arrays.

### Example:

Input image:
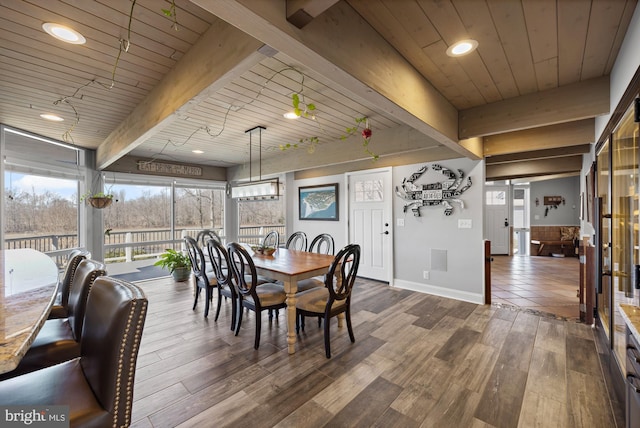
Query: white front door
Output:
[[348, 169, 392, 282], [485, 185, 510, 255]]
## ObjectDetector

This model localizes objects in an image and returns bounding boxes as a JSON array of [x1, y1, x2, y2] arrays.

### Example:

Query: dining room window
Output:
[[1, 125, 83, 266], [175, 184, 226, 239], [238, 197, 285, 245]]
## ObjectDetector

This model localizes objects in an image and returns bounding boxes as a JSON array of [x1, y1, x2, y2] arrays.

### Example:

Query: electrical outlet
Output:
[[423, 270, 430, 280]]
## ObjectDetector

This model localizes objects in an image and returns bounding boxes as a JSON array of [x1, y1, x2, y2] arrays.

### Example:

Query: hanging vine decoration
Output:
[[148, 67, 307, 162], [280, 96, 378, 160], [51, 0, 183, 144], [148, 66, 378, 163], [272, 67, 378, 160], [161, 0, 179, 31]]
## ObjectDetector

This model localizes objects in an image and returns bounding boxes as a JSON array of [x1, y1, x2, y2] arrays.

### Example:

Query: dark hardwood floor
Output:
[[129, 275, 619, 428]]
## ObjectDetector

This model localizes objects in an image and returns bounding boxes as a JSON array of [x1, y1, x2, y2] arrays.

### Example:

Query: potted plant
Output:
[[154, 248, 192, 281], [80, 191, 115, 209]]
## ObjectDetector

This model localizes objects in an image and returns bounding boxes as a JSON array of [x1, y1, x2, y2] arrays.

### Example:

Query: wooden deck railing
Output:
[[5, 225, 286, 264]]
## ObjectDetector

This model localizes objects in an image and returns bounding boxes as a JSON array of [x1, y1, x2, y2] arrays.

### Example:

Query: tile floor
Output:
[[491, 255, 580, 321]]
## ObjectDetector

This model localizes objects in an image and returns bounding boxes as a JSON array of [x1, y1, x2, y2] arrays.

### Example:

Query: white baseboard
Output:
[[392, 279, 485, 305]]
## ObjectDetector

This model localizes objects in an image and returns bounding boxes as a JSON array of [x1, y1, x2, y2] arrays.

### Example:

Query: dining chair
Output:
[[308, 233, 335, 255], [296, 233, 335, 293], [285, 231, 307, 251], [295, 244, 361, 358], [0, 258, 106, 380], [49, 248, 91, 319], [197, 229, 221, 247], [206, 238, 237, 330], [184, 236, 217, 318], [262, 230, 279, 249], [0, 276, 148, 428], [227, 242, 287, 349]]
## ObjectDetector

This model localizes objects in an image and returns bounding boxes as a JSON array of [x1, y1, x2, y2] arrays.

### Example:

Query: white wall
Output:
[[392, 159, 485, 304], [290, 173, 349, 250]]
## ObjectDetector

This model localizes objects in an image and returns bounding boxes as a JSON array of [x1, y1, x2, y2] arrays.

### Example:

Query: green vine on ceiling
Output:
[[53, 0, 180, 144], [161, 1, 179, 31], [279, 95, 378, 160]]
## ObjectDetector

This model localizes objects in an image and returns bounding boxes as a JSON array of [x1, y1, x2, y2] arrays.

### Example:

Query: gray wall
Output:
[[393, 159, 485, 302], [530, 176, 580, 226], [288, 158, 485, 303]]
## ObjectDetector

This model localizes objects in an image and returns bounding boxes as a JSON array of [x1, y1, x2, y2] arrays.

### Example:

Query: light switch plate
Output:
[[397, 218, 405, 227], [458, 219, 472, 229]]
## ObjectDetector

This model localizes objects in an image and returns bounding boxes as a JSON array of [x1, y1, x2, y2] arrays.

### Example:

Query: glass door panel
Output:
[[611, 103, 640, 372]]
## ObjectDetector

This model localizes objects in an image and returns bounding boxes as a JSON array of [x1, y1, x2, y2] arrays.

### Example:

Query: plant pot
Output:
[[87, 197, 113, 209], [171, 266, 191, 282]]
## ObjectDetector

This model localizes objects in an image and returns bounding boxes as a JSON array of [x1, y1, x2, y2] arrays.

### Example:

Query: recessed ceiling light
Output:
[[40, 113, 64, 122], [42, 23, 86, 45], [283, 112, 299, 119], [192, 149, 204, 154], [446, 39, 478, 57]]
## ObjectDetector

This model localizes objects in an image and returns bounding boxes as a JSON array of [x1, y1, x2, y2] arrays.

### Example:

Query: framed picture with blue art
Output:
[[298, 183, 339, 221]]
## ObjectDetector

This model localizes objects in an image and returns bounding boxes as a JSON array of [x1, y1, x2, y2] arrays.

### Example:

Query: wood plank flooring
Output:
[[129, 275, 618, 428]]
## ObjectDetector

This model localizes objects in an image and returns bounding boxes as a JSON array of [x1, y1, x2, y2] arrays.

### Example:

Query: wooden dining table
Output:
[[247, 246, 335, 354], [0, 248, 59, 374]]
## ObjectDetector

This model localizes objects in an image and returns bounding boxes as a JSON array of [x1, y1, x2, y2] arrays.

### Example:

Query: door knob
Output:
[[504, 218, 509, 227], [381, 231, 389, 235]]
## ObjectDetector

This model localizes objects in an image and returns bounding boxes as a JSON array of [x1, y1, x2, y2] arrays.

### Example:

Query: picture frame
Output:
[[298, 183, 339, 221]]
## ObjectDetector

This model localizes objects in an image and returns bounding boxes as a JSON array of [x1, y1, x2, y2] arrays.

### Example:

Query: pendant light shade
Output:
[[231, 126, 281, 201]]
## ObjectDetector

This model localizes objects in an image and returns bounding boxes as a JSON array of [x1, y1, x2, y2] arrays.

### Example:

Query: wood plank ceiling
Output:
[[0, 0, 636, 181]]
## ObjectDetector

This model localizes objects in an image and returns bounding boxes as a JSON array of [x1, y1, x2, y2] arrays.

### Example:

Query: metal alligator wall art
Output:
[[395, 164, 472, 216]]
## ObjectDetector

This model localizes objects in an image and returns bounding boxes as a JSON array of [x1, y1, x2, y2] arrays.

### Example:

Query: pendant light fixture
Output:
[[231, 126, 281, 201]]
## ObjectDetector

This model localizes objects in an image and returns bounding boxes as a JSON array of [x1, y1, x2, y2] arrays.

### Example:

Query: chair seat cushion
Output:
[[48, 304, 68, 319], [246, 283, 285, 307], [0, 358, 110, 427], [296, 277, 324, 292], [1, 318, 81, 380], [295, 288, 345, 313]]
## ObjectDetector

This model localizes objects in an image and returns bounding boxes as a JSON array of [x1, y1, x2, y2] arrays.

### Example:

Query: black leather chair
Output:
[[295, 244, 361, 358], [0, 258, 106, 380], [49, 248, 91, 319], [285, 231, 307, 251], [0, 276, 148, 428], [227, 243, 287, 349], [185, 236, 216, 318]]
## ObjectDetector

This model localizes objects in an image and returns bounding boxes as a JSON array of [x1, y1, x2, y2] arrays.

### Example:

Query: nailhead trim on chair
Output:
[[109, 278, 148, 428]]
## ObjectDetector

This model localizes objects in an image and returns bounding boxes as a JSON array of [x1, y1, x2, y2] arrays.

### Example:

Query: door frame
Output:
[[345, 167, 394, 285]]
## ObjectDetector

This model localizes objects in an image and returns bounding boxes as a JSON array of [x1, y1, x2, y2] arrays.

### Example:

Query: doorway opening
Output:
[[487, 178, 581, 320]]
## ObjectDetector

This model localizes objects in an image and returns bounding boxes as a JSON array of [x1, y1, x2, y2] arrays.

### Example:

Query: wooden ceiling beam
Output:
[[192, 0, 479, 160], [486, 156, 583, 181], [460, 77, 609, 138], [486, 144, 591, 165], [483, 119, 594, 156], [286, 0, 340, 28], [96, 18, 264, 169]]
